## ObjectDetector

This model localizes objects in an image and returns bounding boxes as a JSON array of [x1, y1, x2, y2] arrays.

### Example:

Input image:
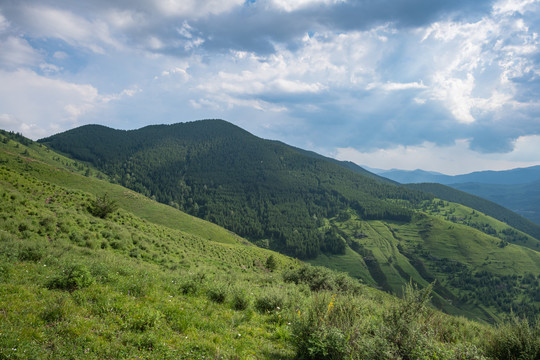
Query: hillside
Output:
[[405, 183, 540, 242], [6, 130, 540, 359], [452, 181, 540, 226], [378, 167, 540, 226], [38, 121, 540, 322], [40, 120, 428, 260]]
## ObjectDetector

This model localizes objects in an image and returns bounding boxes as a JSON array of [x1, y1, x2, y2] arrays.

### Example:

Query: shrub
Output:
[[255, 290, 284, 313], [383, 282, 438, 359], [292, 293, 351, 360], [88, 193, 118, 218], [231, 288, 250, 311], [283, 264, 362, 294], [485, 315, 540, 360], [265, 255, 277, 272], [207, 284, 228, 304], [41, 296, 72, 324], [18, 243, 45, 262], [48, 263, 94, 291], [180, 279, 200, 295], [127, 306, 162, 331], [180, 273, 206, 295]]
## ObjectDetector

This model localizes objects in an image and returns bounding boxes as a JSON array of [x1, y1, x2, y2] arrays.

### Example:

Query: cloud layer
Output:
[[0, 0, 539, 174]]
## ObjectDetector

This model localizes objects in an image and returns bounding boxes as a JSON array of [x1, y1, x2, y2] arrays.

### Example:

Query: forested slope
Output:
[[40, 120, 429, 259]]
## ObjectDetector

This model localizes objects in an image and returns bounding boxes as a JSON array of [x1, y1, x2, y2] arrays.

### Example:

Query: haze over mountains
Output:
[[375, 167, 540, 225]]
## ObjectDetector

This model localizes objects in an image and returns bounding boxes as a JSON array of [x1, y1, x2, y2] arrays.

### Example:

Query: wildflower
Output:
[[327, 294, 336, 315]]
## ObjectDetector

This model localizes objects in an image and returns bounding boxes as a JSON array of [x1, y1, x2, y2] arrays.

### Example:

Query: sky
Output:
[[0, 0, 539, 175]]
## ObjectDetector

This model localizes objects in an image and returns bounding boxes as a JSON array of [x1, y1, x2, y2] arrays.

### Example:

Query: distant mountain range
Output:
[[374, 166, 540, 225]]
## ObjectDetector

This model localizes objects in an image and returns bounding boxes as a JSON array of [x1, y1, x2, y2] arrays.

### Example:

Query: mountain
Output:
[[452, 181, 540, 226], [39, 120, 426, 260], [378, 167, 540, 226], [39, 120, 540, 321], [3, 130, 539, 358], [378, 166, 540, 185], [377, 169, 452, 184]]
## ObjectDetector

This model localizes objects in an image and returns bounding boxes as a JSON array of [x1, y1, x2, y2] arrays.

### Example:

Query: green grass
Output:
[[308, 208, 540, 322], [0, 134, 245, 246]]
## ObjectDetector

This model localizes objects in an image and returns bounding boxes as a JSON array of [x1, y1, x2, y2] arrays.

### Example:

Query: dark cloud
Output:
[[190, 0, 495, 55]]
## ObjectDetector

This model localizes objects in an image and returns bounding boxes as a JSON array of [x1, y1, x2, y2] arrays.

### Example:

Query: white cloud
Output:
[[504, 135, 540, 162], [0, 36, 43, 68], [0, 12, 9, 32], [22, 7, 120, 53], [53, 51, 68, 60], [419, 6, 540, 125], [153, 0, 244, 17], [0, 69, 137, 139], [493, 0, 537, 15], [333, 138, 540, 175], [104, 9, 143, 30], [270, 0, 345, 12], [192, 28, 393, 112], [367, 81, 427, 91]]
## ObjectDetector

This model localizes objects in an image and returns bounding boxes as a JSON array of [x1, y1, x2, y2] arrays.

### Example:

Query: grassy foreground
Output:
[[0, 132, 539, 359]]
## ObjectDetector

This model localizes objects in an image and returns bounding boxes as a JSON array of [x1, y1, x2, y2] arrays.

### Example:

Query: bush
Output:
[[292, 294, 351, 360], [486, 316, 540, 360], [229, 288, 249, 311], [18, 243, 45, 262], [265, 255, 277, 272], [41, 296, 73, 324], [127, 306, 162, 331], [207, 284, 228, 304], [283, 264, 362, 294], [88, 193, 118, 218], [180, 273, 206, 295], [48, 263, 94, 291], [255, 290, 284, 313], [383, 282, 441, 359]]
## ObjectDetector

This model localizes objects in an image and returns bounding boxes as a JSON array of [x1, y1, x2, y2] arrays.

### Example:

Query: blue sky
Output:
[[0, 0, 539, 174]]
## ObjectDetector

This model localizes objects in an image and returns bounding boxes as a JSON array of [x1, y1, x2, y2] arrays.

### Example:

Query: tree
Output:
[[88, 193, 118, 218], [265, 254, 277, 272]]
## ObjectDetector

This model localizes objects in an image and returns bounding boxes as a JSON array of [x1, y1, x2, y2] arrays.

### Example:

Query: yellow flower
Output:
[[327, 294, 337, 315]]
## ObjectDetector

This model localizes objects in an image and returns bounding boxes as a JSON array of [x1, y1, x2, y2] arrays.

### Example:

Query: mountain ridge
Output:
[[378, 165, 540, 185]]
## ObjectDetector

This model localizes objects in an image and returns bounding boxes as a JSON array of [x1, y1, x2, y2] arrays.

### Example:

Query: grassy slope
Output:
[[405, 182, 540, 241], [310, 204, 540, 322], [1, 132, 539, 359], [0, 132, 301, 359], [0, 137, 242, 246]]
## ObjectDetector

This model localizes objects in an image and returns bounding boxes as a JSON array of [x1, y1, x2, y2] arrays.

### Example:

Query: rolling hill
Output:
[[38, 120, 540, 322], [452, 180, 540, 226], [405, 182, 540, 243], [377, 166, 540, 226]]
